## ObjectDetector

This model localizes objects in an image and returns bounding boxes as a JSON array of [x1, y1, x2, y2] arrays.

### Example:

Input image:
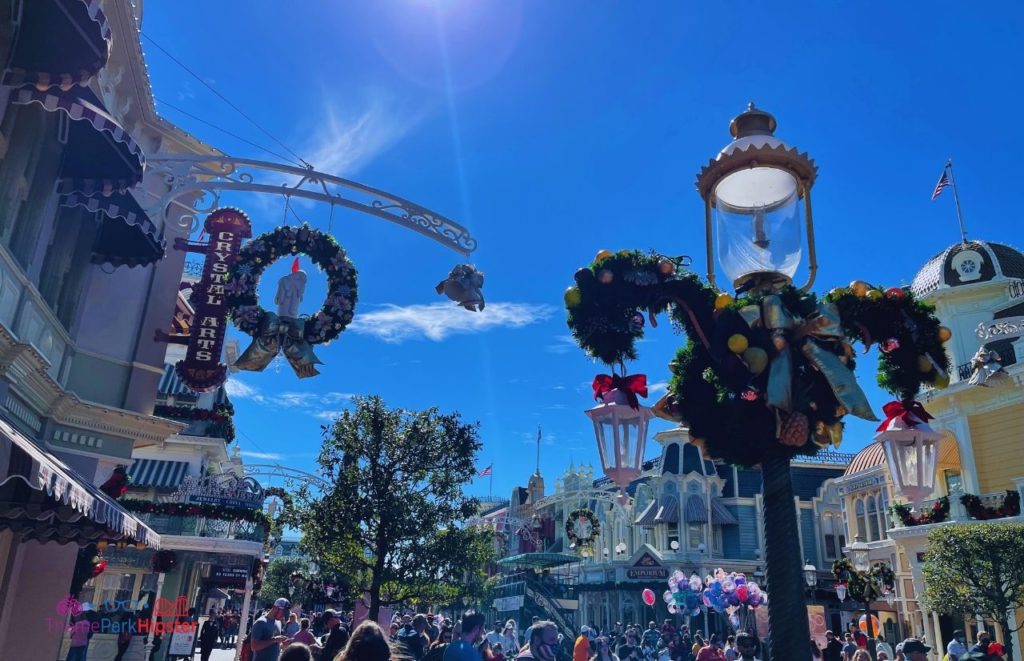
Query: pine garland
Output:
[[120, 498, 270, 526], [890, 497, 950, 526], [961, 491, 1021, 520]]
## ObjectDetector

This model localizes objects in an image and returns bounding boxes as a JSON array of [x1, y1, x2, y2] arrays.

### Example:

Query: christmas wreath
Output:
[[225, 224, 358, 377], [152, 550, 178, 573], [263, 487, 293, 547], [890, 496, 949, 527], [565, 250, 950, 466], [831, 559, 895, 603], [961, 491, 1021, 520], [565, 508, 600, 547]]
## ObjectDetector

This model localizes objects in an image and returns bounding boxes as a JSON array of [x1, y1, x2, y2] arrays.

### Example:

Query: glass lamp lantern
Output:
[[803, 561, 817, 588], [876, 412, 941, 505], [847, 537, 871, 573], [695, 103, 818, 293], [836, 583, 848, 602], [586, 388, 653, 489]]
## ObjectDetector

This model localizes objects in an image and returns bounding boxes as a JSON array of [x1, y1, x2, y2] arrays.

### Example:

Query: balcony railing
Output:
[[137, 513, 266, 542]]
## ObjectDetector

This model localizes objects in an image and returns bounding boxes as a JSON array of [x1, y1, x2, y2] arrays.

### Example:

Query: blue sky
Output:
[[143, 1, 1023, 499]]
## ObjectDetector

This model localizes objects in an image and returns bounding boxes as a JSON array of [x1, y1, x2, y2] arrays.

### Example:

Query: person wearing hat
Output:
[[900, 639, 931, 661], [321, 608, 350, 661], [251, 598, 292, 661], [574, 626, 593, 661]]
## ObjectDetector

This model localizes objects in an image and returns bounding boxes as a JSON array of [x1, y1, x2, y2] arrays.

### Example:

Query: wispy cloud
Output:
[[225, 378, 355, 420], [350, 302, 554, 343], [648, 381, 669, 396], [240, 450, 283, 460], [225, 378, 265, 403], [546, 335, 577, 354]]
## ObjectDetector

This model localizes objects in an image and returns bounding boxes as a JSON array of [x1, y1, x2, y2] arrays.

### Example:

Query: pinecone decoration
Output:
[[779, 411, 809, 447]]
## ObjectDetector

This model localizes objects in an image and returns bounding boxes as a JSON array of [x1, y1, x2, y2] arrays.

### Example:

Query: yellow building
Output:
[[837, 239, 1024, 659]]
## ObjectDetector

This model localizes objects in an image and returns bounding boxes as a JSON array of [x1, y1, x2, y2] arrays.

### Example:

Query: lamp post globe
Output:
[[803, 561, 817, 588], [846, 537, 872, 573], [695, 103, 818, 293]]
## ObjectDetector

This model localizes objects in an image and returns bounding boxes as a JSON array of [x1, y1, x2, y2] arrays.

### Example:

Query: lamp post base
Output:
[[761, 454, 812, 661]]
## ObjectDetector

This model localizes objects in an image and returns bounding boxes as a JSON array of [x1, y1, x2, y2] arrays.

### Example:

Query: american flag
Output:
[[931, 166, 951, 200], [477, 465, 492, 478]]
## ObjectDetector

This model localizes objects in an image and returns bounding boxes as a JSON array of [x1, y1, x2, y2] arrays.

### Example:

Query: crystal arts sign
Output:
[[173, 208, 252, 392]]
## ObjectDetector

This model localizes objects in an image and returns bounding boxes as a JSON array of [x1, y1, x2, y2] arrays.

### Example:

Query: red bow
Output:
[[592, 373, 648, 410], [876, 400, 933, 432]]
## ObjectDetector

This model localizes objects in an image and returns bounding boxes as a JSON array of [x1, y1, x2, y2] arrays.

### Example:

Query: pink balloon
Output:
[[642, 588, 656, 606]]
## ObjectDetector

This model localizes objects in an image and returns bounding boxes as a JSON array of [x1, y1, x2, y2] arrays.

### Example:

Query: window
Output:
[[855, 499, 867, 541], [880, 490, 890, 533], [95, 573, 137, 612], [823, 514, 837, 559], [712, 527, 723, 554], [38, 204, 96, 328], [663, 443, 680, 475], [867, 496, 880, 542], [944, 471, 962, 495], [687, 522, 704, 550]]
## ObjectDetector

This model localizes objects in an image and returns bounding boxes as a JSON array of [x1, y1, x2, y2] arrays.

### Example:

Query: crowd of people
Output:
[[809, 623, 1006, 661]]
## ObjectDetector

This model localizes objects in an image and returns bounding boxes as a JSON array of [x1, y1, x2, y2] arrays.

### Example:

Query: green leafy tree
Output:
[[293, 395, 485, 620], [259, 557, 310, 605], [923, 523, 1024, 660]]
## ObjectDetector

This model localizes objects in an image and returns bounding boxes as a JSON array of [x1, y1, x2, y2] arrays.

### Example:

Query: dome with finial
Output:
[[910, 240, 1024, 298]]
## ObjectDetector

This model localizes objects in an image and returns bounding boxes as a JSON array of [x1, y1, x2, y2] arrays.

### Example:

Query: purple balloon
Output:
[[733, 575, 746, 586]]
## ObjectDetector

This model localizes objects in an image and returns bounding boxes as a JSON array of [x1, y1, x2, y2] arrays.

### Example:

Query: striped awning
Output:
[[129, 459, 189, 489], [60, 190, 165, 268], [654, 498, 679, 524], [158, 364, 198, 398], [11, 85, 145, 195], [710, 499, 739, 525], [2, 0, 112, 91], [634, 500, 660, 527], [685, 494, 708, 523], [0, 417, 158, 547]]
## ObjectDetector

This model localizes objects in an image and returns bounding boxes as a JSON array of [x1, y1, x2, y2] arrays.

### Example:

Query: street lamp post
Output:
[[695, 103, 818, 661], [837, 538, 894, 661]]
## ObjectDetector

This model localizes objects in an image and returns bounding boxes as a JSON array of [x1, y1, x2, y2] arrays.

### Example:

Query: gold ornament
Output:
[[938, 326, 952, 342], [658, 259, 675, 275], [727, 334, 749, 354], [595, 249, 614, 262], [598, 269, 614, 284], [828, 287, 849, 298], [849, 280, 870, 297], [742, 347, 769, 375], [714, 293, 734, 310], [917, 354, 933, 373], [865, 289, 883, 301], [564, 287, 582, 308], [933, 371, 951, 388]]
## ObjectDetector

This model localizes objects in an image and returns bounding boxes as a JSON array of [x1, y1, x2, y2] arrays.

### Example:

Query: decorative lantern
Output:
[[803, 561, 817, 588], [695, 103, 818, 293], [875, 402, 941, 505], [836, 583, 848, 602], [585, 388, 653, 489], [846, 537, 871, 573]]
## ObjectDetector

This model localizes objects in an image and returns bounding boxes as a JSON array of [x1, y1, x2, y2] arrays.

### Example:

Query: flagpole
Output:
[[489, 465, 493, 500], [946, 158, 968, 244]]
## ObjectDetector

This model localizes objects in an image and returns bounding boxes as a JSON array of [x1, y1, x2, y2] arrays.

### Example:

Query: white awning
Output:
[[0, 417, 159, 547]]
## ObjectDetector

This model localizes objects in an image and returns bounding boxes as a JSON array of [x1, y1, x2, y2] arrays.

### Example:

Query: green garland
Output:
[[961, 491, 1021, 520], [154, 405, 236, 443], [565, 508, 600, 547], [831, 559, 895, 603], [225, 224, 358, 345], [564, 251, 950, 466], [890, 496, 949, 526], [120, 498, 270, 527]]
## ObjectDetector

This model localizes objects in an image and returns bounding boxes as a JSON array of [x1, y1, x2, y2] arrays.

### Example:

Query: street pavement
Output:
[[193, 648, 238, 661]]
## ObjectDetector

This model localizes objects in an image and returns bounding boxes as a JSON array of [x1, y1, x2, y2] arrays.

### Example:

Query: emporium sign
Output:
[[626, 552, 668, 580], [174, 208, 253, 392], [172, 474, 264, 510]]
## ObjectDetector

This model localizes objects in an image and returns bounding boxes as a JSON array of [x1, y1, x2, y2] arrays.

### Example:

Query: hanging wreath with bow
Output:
[[831, 559, 894, 602], [225, 224, 358, 378], [565, 508, 601, 547]]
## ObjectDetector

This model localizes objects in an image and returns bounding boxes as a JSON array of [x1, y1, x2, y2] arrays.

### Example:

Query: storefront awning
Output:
[[710, 499, 738, 525], [0, 417, 159, 547], [11, 85, 145, 195], [634, 500, 659, 527], [129, 459, 189, 489], [654, 498, 679, 524], [60, 190, 165, 268], [2, 0, 111, 90], [685, 494, 708, 523]]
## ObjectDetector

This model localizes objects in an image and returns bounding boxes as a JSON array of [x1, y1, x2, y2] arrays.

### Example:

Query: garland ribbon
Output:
[[235, 313, 322, 378], [592, 373, 648, 409], [876, 400, 933, 432]]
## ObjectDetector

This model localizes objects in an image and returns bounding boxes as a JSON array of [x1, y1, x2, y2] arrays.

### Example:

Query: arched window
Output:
[[855, 499, 867, 541], [879, 490, 890, 534], [822, 514, 837, 559], [867, 495, 880, 542], [663, 443, 681, 475]]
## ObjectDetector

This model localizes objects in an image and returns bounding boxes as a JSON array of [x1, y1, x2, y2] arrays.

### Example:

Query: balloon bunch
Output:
[[702, 568, 767, 612], [663, 570, 704, 617]]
